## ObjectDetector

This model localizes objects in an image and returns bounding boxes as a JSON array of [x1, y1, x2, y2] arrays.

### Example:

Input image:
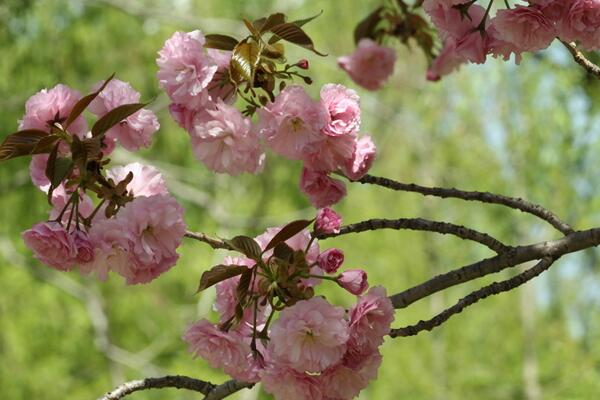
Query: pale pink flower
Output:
[[426, 3, 486, 42], [19, 83, 87, 137], [83, 218, 130, 281], [528, 0, 568, 21], [183, 319, 260, 382], [342, 135, 377, 181], [88, 194, 186, 284], [22, 221, 78, 271], [427, 40, 469, 81], [321, 351, 383, 400], [89, 78, 159, 151], [557, 0, 600, 50], [347, 286, 395, 354], [300, 168, 347, 208], [315, 207, 342, 235], [493, 6, 556, 52], [338, 39, 396, 91], [261, 365, 323, 400], [318, 249, 345, 274], [168, 103, 198, 132], [215, 256, 260, 327], [269, 297, 349, 373], [190, 100, 265, 175], [72, 230, 95, 265], [49, 185, 95, 222], [106, 163, 168, 198], [337, 269, 368, 295], [157, 30, 218, 109], [302, 133, 357, 173], [29, 154, 50, 189], [257, 85, 328, 160], [320, 84, 361, 137]]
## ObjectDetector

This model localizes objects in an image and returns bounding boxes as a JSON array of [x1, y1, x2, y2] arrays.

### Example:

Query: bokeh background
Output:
[[1, 0, 600, 399]]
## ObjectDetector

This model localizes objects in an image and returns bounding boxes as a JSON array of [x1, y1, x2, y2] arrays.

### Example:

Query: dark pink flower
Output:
[[300, 168, 347, 208], [22, 222, 78, 271], [318, 248, 345, 274], [337, 269, 369, 295], [314, 207, 342, 234]]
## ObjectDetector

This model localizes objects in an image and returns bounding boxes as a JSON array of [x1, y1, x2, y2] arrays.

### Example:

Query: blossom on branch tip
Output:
[[314, 207, 342, 234]]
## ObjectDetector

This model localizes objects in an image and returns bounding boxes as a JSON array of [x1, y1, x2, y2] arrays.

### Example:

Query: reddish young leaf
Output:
[[263, 219, 314, 253], [91, 102, 147, 138], [204, 34, 239, 51], [65, 73, 115, 129], [0, 129, 50, 161], [226, 235, 263, 261], [354, 7, 384, 44], [197, 264, 248, 292], [268, 23, 326, 56]]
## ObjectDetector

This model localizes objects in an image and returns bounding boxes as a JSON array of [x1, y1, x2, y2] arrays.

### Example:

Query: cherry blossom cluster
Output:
[[18, 80, 186, 284], [156, 30, 377, 208], [184, 209, 394, 400], [425, 0, 600, 81]]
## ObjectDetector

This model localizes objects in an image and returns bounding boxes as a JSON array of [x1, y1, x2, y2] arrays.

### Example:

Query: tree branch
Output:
[[357, 174, 574, 235], [390, 257, 555, 337], [561, 40, 600, 79], [97, 375, 215, 400], [317, 217, 510, 253], [390, 227, 600, 309], [184, 231, 233, 250], [204, 380, 254, 400]]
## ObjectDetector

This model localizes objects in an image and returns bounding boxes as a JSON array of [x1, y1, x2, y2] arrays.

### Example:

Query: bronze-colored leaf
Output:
[[50, 157, 74, 188], [65, 73, 115, 129], [243, 18, 261, 38], [354, 7, 383, 44], [263, 219, 314, 253], [32, 134, 60, 154], [91, 102, 147, 138], [204, 34, 239, 51], [273, 242, 294, 263], [289, 10, 323, 28], [197, 264, 248, 293], [236, 269, 253, 303], [268, 23, 326, 56], [230, 40, 261, 84], [262, 42, 285, 60], [256, 13, 286, 33], [226, 235, 263, 260], [0, 129, 50, 161]]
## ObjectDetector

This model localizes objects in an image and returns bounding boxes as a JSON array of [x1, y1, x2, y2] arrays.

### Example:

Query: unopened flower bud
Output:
[[337, 269, 368, 295], [317, 248, 344, 273], [315, 207, 342, 234], [296, 59, 309, 69]]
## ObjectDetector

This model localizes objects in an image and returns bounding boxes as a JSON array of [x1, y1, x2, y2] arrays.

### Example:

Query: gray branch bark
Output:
[[97, 375, 215, 400]]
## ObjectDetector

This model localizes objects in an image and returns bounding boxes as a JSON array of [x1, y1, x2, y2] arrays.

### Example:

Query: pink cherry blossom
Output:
[[29, 154, 50, 189], [426, 3, 486, 42], [320, 83, 361, 137], [89, 194, 186, 284], [49, 185, 95, 222], [190, 100, 265, 175], [106, 163, 168, 198], [257, 85, 328, 160], [347, 286, 395, 354], [19, 83, 87, 137], [528, 0, 568, 21], [157, 30, 218, 109], [318, 248, 345, 274], [300, 168, 347, 208], [269, 296, 349, 373], [342, 135, 377, 181], [261, 364, 323, 400], [168, 103, 198, 132], [315, 207, 342, 234], [427, 39, 469, 81], [206, 49, 236, 103], [83, 218, 130, 281], [89, 78, 159, 151], [321, 351, 383, 400], [183, 319, 261, 383], [302, 132, 357, 173], [22, 221, 78, 271], [337, 269, 369, 295], [493, 6, 556, 52], [557, 0, 600, 50], [338, 39, 396, 91], [72, 230, 95, 265]]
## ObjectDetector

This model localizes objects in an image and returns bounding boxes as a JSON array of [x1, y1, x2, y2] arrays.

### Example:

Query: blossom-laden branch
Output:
[[390, 257, 555, 337], [97, 375, 215, 400], [561, 40, 600, 79], [389, 227, 600, 309], [357, 174, 574, 236], [316, 217, 510, 253]]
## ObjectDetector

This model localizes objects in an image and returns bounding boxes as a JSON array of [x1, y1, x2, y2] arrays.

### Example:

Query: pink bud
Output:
[[315, 207, 342, 234], [296, 59, 309, 69], [318, 248, 345, 274], [337, 269, 368, 295]]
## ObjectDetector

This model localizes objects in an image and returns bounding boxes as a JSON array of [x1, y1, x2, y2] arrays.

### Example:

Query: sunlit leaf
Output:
[[91, 102, 146, 138], [197, 264, 248, 292], [204, 34, 239, 51], [289, 10, 323, 28], [230, 40, 261, 84]]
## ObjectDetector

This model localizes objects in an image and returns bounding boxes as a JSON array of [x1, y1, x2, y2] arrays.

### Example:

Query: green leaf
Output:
[[230, 40, 261, 84], [263, 219, 314, 253], [65, 73, 115, 129], [91, 102, 147, 138], [226, 235, 263, 260], [197, 264, 248, 293], [354, 7, 383, 44], [268, 23, 326, 56], [204, 34, 239, 51], [0, 129, 50, 161]]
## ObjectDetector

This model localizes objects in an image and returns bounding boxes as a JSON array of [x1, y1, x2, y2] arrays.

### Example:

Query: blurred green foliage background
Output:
[[1, 0, 600, 399]]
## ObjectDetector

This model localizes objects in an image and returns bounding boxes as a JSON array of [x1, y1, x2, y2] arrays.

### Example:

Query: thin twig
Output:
[[357, 174, 574, 235], [204, 380, 254, 400], [97, 375, 215, 400], [184, 231, 233, 250], [561, 40, 600, 79], [316, 217, 510, 253], [389, 226, 600, 309], [390, 257, 554, 337]]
